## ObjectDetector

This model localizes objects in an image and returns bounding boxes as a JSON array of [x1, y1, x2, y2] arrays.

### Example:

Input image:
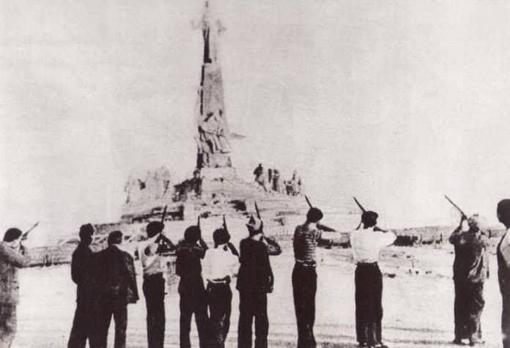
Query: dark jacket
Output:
[[236, 237, 279, 293], [71, 243, 97, 304], [498, 234, 510, 295], [96, 245, 138, 306], [175, 240, 207, 294], [450, 229, 489, 283], [0, 243, 30, 304]]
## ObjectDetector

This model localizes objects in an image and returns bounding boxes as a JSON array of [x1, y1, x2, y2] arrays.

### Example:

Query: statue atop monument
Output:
[[195, 0, 232, 169]]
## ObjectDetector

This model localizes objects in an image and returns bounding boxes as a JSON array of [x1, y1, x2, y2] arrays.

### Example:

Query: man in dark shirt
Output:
[[96, 231, 138, 348], [236, 215, 281, 348], [293, 207, 327, 348], [176, 225, 209, 348], [449, 214, 489, 346], [497, 199, 510, 348], [68, 224, 98, 348]]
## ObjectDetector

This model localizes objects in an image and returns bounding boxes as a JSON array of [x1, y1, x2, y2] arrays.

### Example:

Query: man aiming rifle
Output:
[[236, 202, 281, 348], [138, 206, 177, 348], [350, 198, 395, 348], [0, 226, 32, 347], [446, 196, 487, 346]]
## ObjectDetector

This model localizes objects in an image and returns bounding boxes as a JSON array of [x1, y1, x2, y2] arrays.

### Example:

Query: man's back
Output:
[[71, 245, 96, 303], [0, 242, 30, 304], [236, 238, 272, 293], [96, 246, 138, 305]]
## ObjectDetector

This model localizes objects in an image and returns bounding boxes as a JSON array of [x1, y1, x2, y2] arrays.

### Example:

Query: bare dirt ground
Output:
[[13, 242, 503, 347]]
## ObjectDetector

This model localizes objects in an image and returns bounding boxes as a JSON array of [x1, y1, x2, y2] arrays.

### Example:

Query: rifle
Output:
[[305, 195, 313, 208], [160, 205, 168, 223], [353, 197, 367, 213], [254, 201, 261, 219], [304, 196, 336, 232], [21, 222, 40, 240], [223, 214, 239, 256], [444, 195, 467, 219]]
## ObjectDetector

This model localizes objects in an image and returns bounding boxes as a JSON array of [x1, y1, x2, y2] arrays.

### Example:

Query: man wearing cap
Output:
[[68, 224, 98, 348], [497, 200, 510, 348], [293, 207, 332, 348], [350, 211, 395, 348], [139, 221, 176, 348], [203, 227, 239, 348], [237, 215, 281, 348], [0, 228, 31, 347], [96, 231, 138, 348], [449, 214, 489, 346], [175, 225, 209, 348]]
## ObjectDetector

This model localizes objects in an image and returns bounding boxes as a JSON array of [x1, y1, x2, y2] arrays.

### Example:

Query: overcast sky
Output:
[[1, 0, 510, 243]]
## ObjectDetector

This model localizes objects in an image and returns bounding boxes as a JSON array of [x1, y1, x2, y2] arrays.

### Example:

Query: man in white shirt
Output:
[[138, 221, 176, 348], [350, 211, 396, 348], [497, 199, 510, 348], [203, 227, 239, 348]]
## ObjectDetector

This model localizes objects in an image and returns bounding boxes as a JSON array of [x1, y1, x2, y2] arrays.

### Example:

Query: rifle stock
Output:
[[160, 205, 168, 223], [254, 201, 261, 219]]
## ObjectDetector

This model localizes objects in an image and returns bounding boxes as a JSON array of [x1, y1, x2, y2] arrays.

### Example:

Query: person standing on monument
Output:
[[253, 164, 267, 191], [497, 199, 510, 348], [293, 207, 331, 348], [236, 215, 281, 348], [202, 227, 239, 348], [176, 225, 209, 348], [138, 221, 177, 348], [0, 228, 31, 347], [449, 214, 488, 346], [96, 231, 139, 348], [350, 211, 395, 348], [68, 224, 99, 348]]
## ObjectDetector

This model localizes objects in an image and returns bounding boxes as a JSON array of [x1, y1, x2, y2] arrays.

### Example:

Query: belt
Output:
[[143, 272, 164, 280], [356, 262, 378, 266], [207, 278, 231, 285], [295, 260, 316, 268]]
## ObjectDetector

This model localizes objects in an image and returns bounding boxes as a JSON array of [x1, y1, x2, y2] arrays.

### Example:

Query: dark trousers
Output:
[[238, 290, 269, 348], [355, 263, 383, 346], [143, 274, 166, 348], [454, 280, 484, 340], [207, 282, 232, 348], [68, 301, 98, 348], [179, 285, 209, 348], [503, 293, 510, 348], [97, 302, 127, 348], [292, 263, 317, 348], [0, 303, 16, 348]]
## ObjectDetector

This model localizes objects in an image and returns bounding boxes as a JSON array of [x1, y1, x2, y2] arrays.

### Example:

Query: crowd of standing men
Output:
[[4, 200, 510, 347]]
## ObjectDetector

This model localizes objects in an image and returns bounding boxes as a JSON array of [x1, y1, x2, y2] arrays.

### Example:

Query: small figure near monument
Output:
[[0, 228, 31, 348], [176, 225, 209, 348], [96, 231, 139, 348], [253, 164, 267, 191], [68, 224, 98, 348], [449, 214, 488, 346]]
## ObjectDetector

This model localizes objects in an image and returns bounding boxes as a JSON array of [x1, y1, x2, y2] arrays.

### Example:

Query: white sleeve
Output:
[[381, 231, 396, 246], [202, 252, 211, 281]]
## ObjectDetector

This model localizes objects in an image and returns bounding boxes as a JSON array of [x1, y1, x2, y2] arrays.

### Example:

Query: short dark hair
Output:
[[213, 228, 230, 246], [79, 224, 94, 240], [147, 221, 164, 238], [3, 228, 22, 242], [361, 211, 379, 226], [498, 199, 510, 224], [184, 226, 200, 243], [306, 208, 323, 223], [108, 231, 123, 245]]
